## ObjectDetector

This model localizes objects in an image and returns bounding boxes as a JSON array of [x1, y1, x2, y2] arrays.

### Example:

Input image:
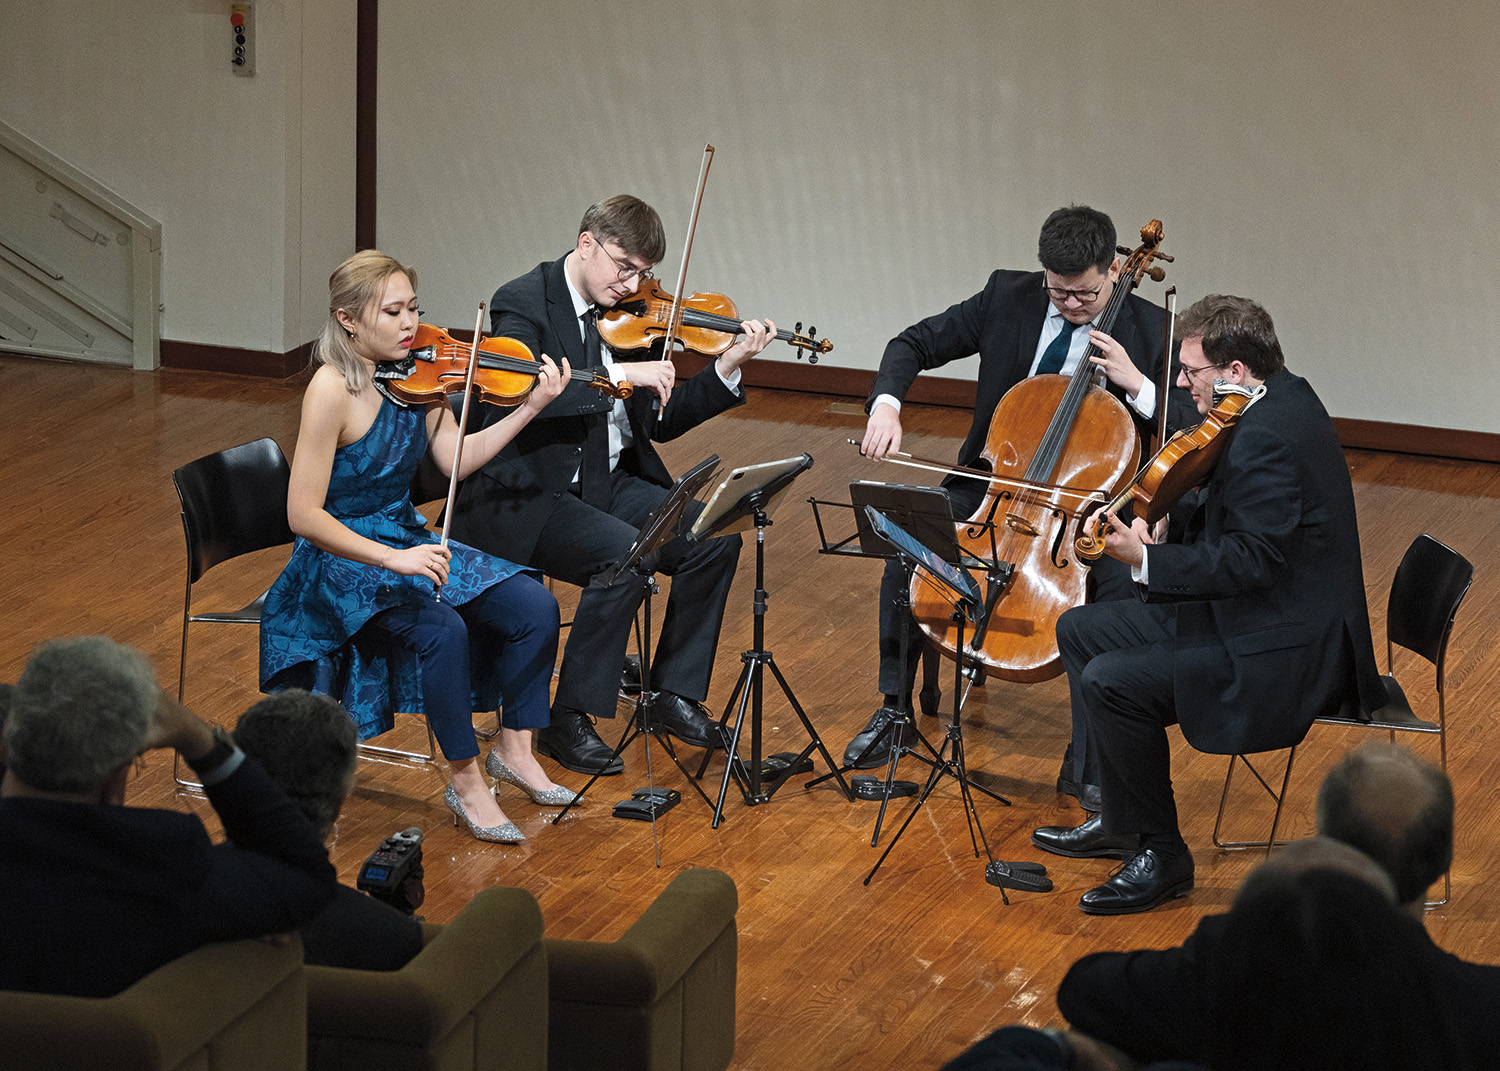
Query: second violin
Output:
[[598, 278, 833, 362]]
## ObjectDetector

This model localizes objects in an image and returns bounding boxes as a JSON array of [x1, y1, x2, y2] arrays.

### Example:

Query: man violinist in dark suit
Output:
[[846, 205, 1197, 803], [1030, 294, 1386, 914], [449, 195, 775, 776]]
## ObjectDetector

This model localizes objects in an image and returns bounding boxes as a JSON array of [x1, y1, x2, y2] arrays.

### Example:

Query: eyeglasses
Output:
[[1179, 362, 1224, 382], [591, 235, 655, 283], [1042, 277, 1106, 304]]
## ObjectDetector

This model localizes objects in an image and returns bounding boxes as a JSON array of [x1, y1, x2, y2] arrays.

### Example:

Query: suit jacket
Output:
[[450, 254, 745, 564], [2, 757, 337, 997], [866, 268, 1197, 475], [1058, 899, 1498, 1068], [301, 883, 424, 971], [1144, 370, 1385, 754]]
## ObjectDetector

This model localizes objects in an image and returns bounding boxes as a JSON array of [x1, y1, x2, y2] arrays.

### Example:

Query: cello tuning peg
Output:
[[795, 321, 804, 333], [1146, 266, 1166, 283], [809, 326, 816, 337]]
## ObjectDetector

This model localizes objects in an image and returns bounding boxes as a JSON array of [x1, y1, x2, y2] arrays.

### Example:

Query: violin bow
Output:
[[434, 301, 486, 598], [657, 144, 715, 423], [1156, 285, 1176, 452]]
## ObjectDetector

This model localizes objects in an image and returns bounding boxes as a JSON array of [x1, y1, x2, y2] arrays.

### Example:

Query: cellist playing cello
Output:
[[846, 205, 1197, 810]]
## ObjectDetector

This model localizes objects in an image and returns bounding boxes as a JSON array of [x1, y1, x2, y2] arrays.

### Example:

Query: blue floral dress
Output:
[[259, 397, 523, 740]]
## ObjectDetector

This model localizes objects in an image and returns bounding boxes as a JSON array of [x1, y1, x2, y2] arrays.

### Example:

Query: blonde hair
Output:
[[316, 250, 418, 393]]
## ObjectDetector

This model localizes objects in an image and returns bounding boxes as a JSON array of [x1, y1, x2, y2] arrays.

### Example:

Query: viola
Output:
[[598, 278, 832, 362], [387, 322, 631, 408], [1074, 382, 1263, 561]]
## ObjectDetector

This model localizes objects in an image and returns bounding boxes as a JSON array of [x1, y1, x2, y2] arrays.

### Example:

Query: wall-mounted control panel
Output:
[[230, 3, 255, 76]]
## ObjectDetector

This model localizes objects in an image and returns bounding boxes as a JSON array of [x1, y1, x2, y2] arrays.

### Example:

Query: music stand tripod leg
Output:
[[709, 505, 852, 824]]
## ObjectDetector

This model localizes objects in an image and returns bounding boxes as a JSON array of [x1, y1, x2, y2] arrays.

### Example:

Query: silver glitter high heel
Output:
[[486, 750, 583, 805], [444, 783, 525, 844]]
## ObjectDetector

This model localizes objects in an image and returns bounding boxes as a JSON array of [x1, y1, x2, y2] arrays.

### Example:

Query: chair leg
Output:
[[357, 718, 438, 764], [1212, 746, 1298, 853]]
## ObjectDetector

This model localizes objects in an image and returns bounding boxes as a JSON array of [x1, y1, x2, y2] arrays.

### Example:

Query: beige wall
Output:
[[374, 0, 1499, 434], [0, 0, 356, 354], [3, 1, 1493, 432]]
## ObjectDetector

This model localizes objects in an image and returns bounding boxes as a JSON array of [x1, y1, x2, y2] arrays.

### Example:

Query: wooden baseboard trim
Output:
[[137, 345, 1500, 464], [160, 339, 312, 379], [1331, 417, 1500, 464]]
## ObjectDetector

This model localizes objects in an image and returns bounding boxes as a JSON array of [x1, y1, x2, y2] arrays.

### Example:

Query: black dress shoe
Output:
[[1079, 847, 1195, 916], [647, 692, 724, 750], [1031, 813, 1141, 859], [621, 655, 642, 696], [842, 706, 914, 769], [1055, 775, 1103, 814], [536, 707, 624, 776]]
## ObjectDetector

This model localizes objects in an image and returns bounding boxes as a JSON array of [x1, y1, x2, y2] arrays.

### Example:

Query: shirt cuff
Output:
[[1128, 378, 1157, 420], [186, 726, 247, 787], [714, 358, 742, 393], [873, 393, 902, 413]]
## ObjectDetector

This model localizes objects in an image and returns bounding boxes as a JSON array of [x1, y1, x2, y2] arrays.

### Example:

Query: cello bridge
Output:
[[1004, 513, 1041, 537]]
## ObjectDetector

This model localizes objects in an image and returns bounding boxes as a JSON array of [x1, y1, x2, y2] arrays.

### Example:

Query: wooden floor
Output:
[[5, 352, 1500, 1069]]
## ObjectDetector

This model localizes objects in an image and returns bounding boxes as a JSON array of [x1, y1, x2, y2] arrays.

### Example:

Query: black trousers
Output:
[[1055, 596, 1185, 844], [875, 478, 1136, 787], [531, 469, 741, 719]]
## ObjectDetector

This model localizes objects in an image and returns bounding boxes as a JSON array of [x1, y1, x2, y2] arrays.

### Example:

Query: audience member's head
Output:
[[233, 689, 357, 839], [4, 637, 157, 799], [1212, 844, 1459, 1069], [1233, 835, 1396, 907], [1316, 741, 1452, 909]]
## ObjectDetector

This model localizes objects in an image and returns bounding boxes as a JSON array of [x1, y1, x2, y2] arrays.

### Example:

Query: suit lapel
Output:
[[544, 257, 588, 367], [1019, 282, 1049, 375]]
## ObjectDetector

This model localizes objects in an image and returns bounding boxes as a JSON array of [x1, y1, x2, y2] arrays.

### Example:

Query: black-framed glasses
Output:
[[1179, 362, 1224, 382], [1042, 276, 1105, 304], [591, 234, 655, 283]]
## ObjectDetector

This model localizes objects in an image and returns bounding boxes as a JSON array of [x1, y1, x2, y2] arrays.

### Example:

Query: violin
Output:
[[388, 322, 632, 408], [598, 278, 833, 362], [1074, 382, 1263, 561]]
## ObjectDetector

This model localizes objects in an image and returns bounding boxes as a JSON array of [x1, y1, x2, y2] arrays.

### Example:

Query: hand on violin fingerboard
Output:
[[521, 354, 570, 415], [717, 318, 777, 373], [1102, 512, 1154, 568]]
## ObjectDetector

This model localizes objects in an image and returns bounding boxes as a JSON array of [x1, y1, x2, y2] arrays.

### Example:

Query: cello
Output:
[[907, 220, 1173, 682]]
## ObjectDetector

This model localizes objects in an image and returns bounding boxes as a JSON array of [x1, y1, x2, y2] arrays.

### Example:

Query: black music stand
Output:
[[687, 453, 852, 827], [857, 506, 1048, 896], [551, 455, 724, 859], [806, 482, 960, 844]]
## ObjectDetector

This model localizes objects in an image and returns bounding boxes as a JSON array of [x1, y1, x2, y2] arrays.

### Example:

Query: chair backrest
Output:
[[0, 938, 305, 1071], [173, 437, 295, 583], [1386, 534, 1474, 672]]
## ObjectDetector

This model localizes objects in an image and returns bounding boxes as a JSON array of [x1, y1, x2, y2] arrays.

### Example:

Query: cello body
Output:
[[909, 374, 1140, 682]]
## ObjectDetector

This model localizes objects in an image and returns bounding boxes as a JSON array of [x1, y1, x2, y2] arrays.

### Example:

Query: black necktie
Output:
[[1036, 319, 1084, 376], [579, 308, 611, 508], [583, 307, 603, 367]]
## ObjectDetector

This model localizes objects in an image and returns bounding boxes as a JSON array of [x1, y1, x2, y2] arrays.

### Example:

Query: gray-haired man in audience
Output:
[[2, 636, 336, 996]]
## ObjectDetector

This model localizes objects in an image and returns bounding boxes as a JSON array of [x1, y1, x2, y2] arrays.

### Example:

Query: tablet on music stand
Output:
[[863, 505, 981, 618], [691, 453, 814, 540]]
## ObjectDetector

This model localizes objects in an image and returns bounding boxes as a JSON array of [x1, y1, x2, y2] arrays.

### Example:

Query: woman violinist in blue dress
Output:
[[261, 250, 572, 843]]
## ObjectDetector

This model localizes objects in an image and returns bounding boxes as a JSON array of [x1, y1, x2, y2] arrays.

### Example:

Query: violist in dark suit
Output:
[[847, 205, 1197, 799], [448, 195, 777, 776], [1030, 294, 1386, 915]]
